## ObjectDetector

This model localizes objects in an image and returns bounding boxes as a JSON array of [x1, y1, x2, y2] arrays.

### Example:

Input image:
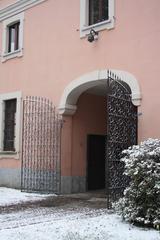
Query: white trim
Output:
[[0, 91, 22, 159], [58, 70, 142, 115], [0, 0, 47, 22], [80, 0, 115, 38], [1, 12, 24, 62]]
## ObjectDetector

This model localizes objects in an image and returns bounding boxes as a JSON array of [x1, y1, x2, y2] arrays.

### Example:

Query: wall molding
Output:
[[0, 91, 22, 159], [58, 70, 142, 115], [80, 0, 115, 37], [0, 0, 47, 21], [1, 12, 24, 62]]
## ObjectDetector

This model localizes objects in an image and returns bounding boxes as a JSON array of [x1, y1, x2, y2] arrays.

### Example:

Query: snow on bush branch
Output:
[[114, 138, 160, 230]]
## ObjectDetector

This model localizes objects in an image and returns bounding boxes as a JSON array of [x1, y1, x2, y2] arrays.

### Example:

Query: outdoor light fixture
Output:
[[87, 28, 98, 43]]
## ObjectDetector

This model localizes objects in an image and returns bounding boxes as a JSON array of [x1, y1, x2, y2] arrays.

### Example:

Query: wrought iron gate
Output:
[[106, 71, 137, 207], [21, 96, 62, 193]]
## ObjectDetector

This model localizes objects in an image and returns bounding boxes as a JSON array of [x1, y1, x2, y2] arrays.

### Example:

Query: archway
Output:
[[59, 70, 141, 200], [58, 69, 141, 115]]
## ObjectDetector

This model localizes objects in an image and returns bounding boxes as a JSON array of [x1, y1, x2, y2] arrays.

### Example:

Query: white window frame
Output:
[[0, 91, 22, 158], [1, 12, 24, 62], [80, 0, 115, 38]]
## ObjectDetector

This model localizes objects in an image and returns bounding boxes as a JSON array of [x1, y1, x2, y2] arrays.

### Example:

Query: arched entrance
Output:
[[59, 69, 141, 115], [59, 70, 141, 204]]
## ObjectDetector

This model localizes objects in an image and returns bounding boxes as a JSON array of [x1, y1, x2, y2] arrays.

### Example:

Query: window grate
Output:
[[89, 0, 109, 25], [3, 99, 17, 151]]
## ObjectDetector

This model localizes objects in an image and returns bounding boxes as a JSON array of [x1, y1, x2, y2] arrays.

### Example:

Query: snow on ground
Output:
[[0, 208, 159, 240], [0, 187, 56, 206], [0, 188, 159, 240]]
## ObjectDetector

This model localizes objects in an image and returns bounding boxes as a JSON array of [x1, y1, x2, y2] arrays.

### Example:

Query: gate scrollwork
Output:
[[21, 96, 62, 194], [106, 71, 137, 207]]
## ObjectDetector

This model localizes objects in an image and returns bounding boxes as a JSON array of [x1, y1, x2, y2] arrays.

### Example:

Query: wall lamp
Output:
[[87, 28, 99, 43]]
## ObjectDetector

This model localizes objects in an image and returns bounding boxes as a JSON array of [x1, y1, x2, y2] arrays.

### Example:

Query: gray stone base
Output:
[[61, 176, 86, 194], [0, 168, 21, 189], [0, 169, 86, 194]]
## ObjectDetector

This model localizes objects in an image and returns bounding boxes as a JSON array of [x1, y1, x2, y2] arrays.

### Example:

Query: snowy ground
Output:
[[0, 187, 55, 206], [0, 188, 159, 240]]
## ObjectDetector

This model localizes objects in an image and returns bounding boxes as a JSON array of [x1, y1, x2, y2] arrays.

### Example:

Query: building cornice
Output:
[[0, 0, 47, 21]]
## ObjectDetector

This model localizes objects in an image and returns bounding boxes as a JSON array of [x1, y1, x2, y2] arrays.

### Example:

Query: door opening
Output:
[[87, 134, 105, 190]]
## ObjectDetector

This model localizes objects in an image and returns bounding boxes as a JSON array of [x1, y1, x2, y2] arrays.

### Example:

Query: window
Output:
[[0, 92, 22, 157], [89, 0, 109, 25], [8, 22, 20, 53], [3, 99, 17, 151], [1, 12, 24, 62], [80, 0, 114, 38]]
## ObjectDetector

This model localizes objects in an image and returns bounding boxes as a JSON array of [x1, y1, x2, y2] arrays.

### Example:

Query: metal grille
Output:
[[21, 96, 62, 194], [106, 71, 137, 207], [89, 0, 109, 25], [4, 99, 17, 151]]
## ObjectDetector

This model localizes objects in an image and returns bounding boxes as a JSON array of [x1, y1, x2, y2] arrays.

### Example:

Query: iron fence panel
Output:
[[21, 96, 62, 194], [106, 71, 137, 207]]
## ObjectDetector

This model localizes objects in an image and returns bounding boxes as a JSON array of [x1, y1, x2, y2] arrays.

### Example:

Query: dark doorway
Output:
[[87, 134, 105, 190]]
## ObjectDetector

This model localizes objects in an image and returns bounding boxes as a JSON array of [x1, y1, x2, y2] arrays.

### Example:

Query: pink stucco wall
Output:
[[0, 0, 160, 139], [0, 158, 20, 168], [0, 0, 160, 181]]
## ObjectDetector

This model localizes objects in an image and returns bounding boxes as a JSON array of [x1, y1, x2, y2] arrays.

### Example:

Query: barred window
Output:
[[3, 99, 17, 151], [89, 0, 109, 25]]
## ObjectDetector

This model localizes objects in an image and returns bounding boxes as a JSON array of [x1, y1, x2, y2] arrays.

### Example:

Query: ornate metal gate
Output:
[[106, 71, 137, 207], [21, 96, 62, 193]]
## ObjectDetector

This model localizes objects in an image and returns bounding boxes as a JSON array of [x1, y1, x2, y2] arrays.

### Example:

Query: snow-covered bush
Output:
[[114, 138, 160, 230]]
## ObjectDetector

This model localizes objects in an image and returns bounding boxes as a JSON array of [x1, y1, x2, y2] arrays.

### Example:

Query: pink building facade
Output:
[[0, 0, 159, 194]]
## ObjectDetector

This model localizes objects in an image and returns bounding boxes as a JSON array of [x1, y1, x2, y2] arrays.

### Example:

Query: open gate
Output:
[[21, 96, 62, 193], [106, 71, 137, 207]]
